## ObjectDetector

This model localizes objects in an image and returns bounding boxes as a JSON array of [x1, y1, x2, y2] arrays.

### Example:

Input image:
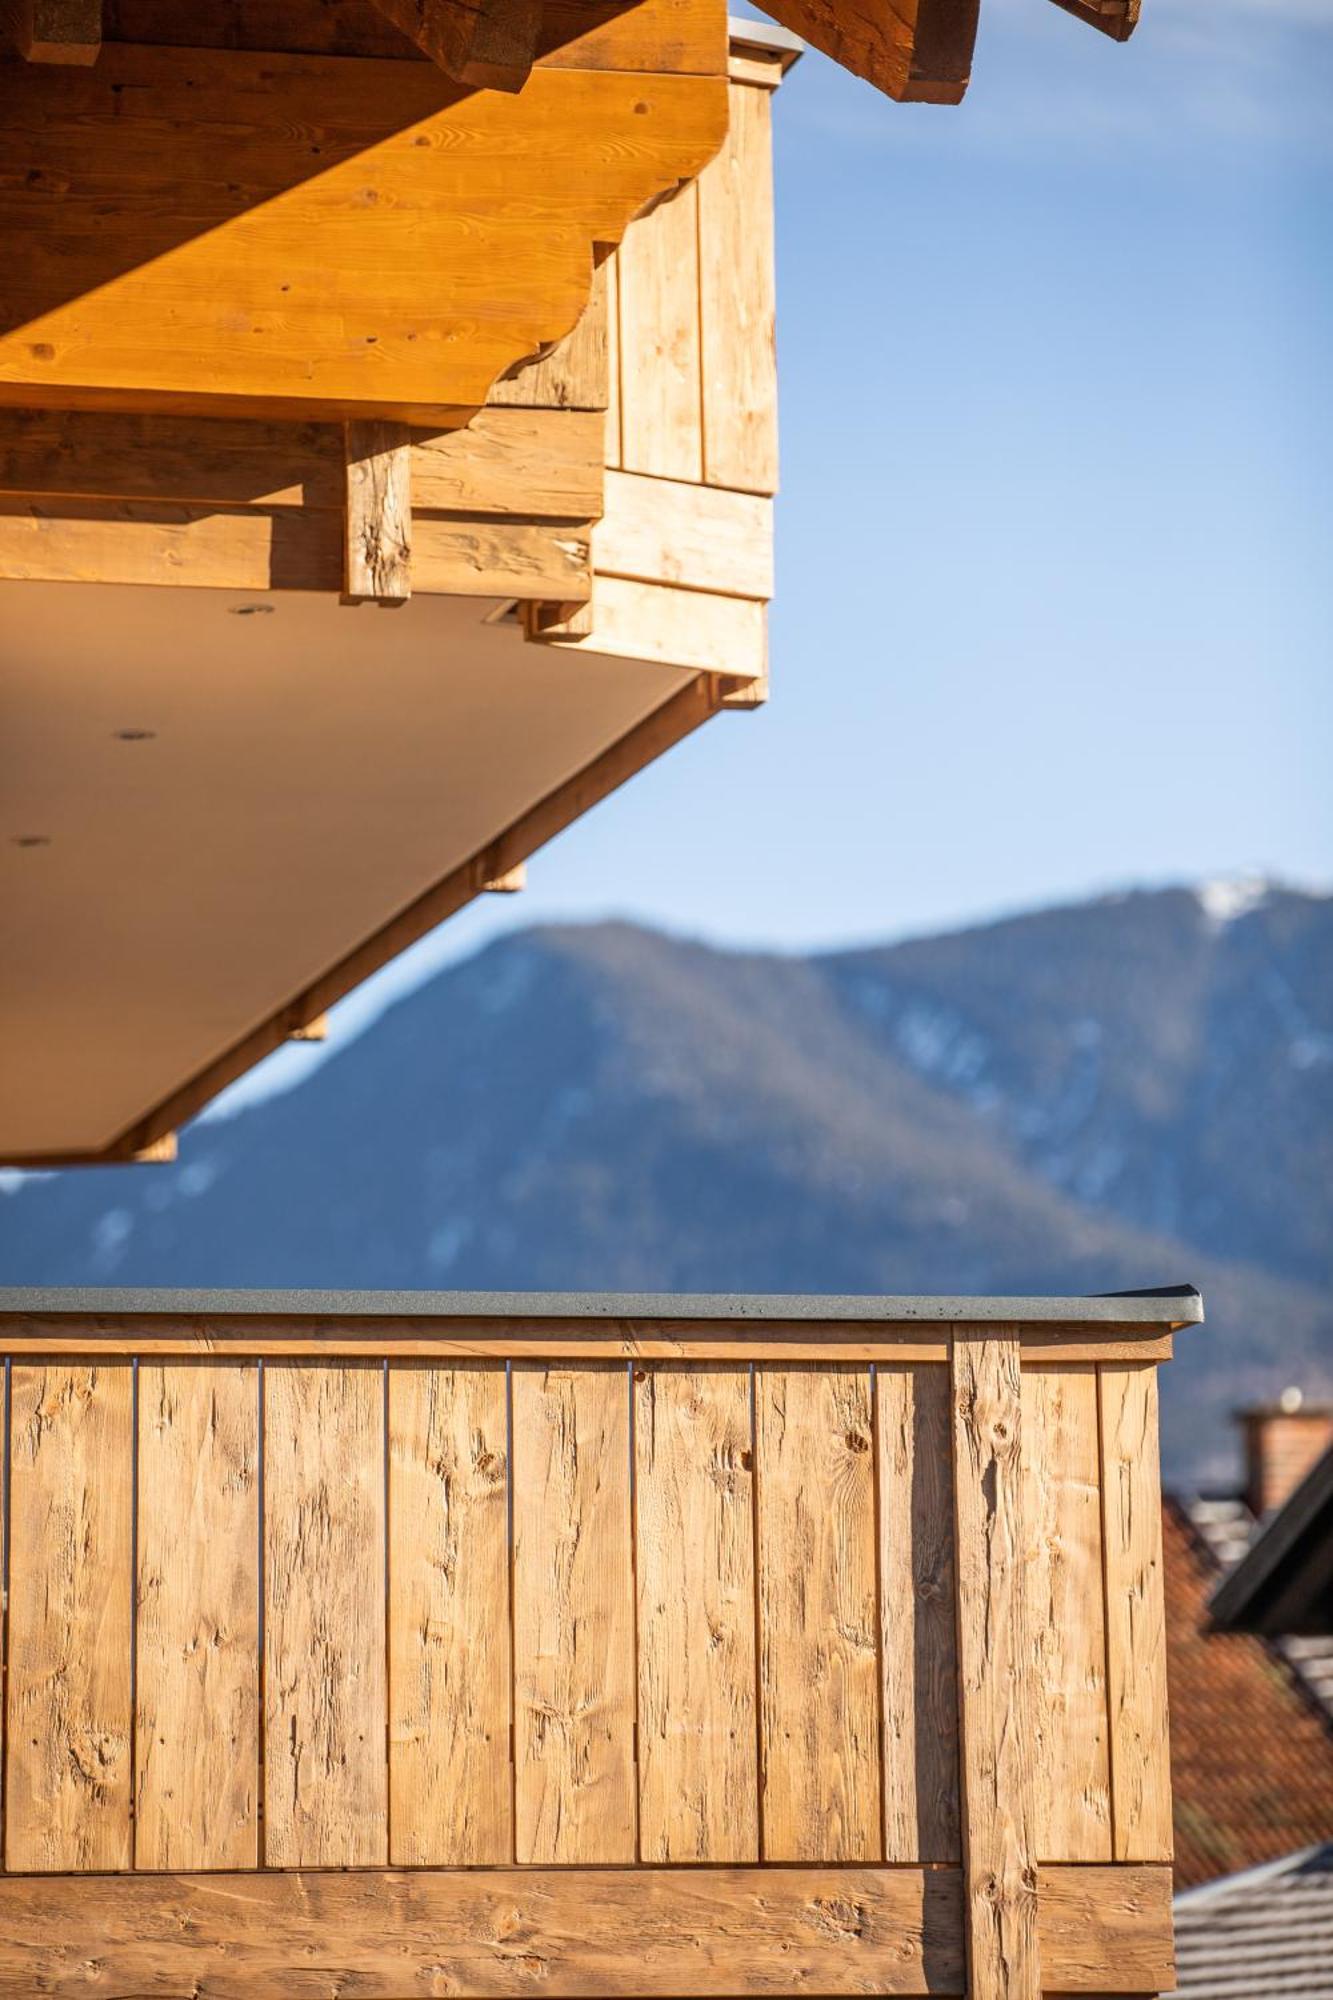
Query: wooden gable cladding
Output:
[[0, 0, 729, 425], [0, 1300, 1186, 1998]]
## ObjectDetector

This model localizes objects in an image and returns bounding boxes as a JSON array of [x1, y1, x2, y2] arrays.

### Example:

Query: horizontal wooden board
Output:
[[415, 515, 592, 599], [0, 1317, 1177, 1362], [534, 574, 767, 679], [0, 499, 340, 591], [0, 1865, 1173, 1993], [413, 409, 604, 517], [0, 47, 727, 421], [595, 470, 772, 599]]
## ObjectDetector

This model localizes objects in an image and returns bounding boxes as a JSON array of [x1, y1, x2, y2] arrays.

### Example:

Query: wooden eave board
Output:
[[0, 580, 697, 1160]]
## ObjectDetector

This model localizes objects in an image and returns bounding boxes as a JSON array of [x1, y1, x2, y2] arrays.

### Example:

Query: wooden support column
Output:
[[1, 0, 101, 63], [950, 1330, 1041, 2000], [370, 0, 543, 92], [344, 423, 412, 606], [1049, 0, 1141, 42]]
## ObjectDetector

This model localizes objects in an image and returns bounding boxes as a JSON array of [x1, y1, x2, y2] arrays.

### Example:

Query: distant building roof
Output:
[[1170, 1843, 1333, 1999], [1165, 1500, 1333, 1888], [1210, 1440, 1333, 1642]]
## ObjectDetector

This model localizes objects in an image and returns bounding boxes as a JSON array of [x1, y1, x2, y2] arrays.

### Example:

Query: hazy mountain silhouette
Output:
[[4, 881, 1329, 1482]]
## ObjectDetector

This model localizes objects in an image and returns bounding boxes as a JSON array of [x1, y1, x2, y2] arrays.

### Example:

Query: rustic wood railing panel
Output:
[[135, 1359, 259, 1871], [0, 1292, 1194, 1997]]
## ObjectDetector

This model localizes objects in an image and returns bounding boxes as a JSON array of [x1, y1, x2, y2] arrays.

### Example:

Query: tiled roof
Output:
[[1170, 1844, 1333, 1998], [1185, 1495, 1333, 1725], [1165, 1501, 1333, 1888]]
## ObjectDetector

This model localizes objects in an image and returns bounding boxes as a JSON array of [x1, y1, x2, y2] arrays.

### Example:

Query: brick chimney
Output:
[[1239, 1389, 1333, 1518]]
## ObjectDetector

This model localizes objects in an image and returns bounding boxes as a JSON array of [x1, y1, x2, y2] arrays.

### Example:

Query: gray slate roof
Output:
[[1171, 1844, 1333, 1998]]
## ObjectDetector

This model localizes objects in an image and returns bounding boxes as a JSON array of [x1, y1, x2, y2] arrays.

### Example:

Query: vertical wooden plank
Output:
[[1100, 1362, 1173, 1863], [698, 81, 778, 496], [263, 1362, 387, 1868], [388, 1362, 510, 1865], [755, 1365, 880, 1862], [604, 250, 623, 469], [617, 181, 704, 482], [635, 1364, 757, 1862], [1022, 1364, 1111, 1863], [951, 1332, 1040, 2000], [5, 1364, 133, 1872], [344, 420, 412, 603], [511, 1363, 635, 1864], [877, 1362, 959, 1864], [136, 1362, 260, 1871]]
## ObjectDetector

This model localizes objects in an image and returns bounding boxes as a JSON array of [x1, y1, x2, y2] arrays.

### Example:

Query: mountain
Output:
[[3, 881, 1330, 1483]]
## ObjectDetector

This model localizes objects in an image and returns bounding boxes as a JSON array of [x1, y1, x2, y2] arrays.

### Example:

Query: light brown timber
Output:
[[698, 81, 779, 495], [1100, 1360, 1173, 1862], [596, 470, 772, 598], [617, 179, 704, 481], [511, 1363, 636, 1862], [0, 0, 99, 61], [489, 255, 612, 413], [135, 1362, 260, 1871], [387, 1362, 511, 1864], [414, 514, 592, 599], [0, 1864, 1174, 1992], [532, 574, 766, 680], [263, 1362, 387, 1867], [951, 1330, 1040, 2000], [877, 1361, 960, 1863], [344, 421, 412, 603], [635, 1363, 758, 1860], [4, 1364, 133, 1872], [755, 1364, 880, 1860], [1022, 1363, 1111, 1862]]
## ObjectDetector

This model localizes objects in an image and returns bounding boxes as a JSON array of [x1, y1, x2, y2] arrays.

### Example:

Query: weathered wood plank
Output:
[[0, 500, 341, 591], [344, 421, 412, 603], [698, 80, 779, 496], [414, 408, 604, 517], [0, 1863, 1173, 1994], [951, 1331, 1040, 2000], [877, 1362, 959, 1864], [387, 1362, 510, 1864], [531, 573, 766, 681], [413, 514, 592, 599], [1, 0, 100, 63], [635, 1364, 758, 1861], [4, 1364, 133, 1872], [511, 1363, 635, 1862], [135, 1362, 260, 1871], [1022, 1363, 1111, 1863], [263, 1362, 387, 1867], [617, 180, 704, 481], [595, 470, 772, 599], [1100, 1361, 1173, 1863], [755, 1365, 880, 1861], [604, 250, 623, 467], [370, 0, 542, 91], [759, 0, 979, 104]]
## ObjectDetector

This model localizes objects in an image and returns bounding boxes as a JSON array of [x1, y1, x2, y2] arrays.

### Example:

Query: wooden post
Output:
[[951, 1330, 1041, 2000], [344, 422, 412, 605]]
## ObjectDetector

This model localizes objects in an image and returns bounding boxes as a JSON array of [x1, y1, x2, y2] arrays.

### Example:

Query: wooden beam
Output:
[[1, 0, 101, 63], [756, 0, 979, 105], [344, 422, 412, 605], [951, 1329, 1041, 2000], [287, 1015, 328, 1043], [370, 0, 542, 92], [483, 864, 527, 891], [1048, 0, 1141, 43]]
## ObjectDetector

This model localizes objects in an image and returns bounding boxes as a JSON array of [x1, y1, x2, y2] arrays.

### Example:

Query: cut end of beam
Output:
[[1048, 0, 1141, 40], [288, 1015, 329, 1044], [483, 865, 528, 893], [133, 1133, 178, 1165]]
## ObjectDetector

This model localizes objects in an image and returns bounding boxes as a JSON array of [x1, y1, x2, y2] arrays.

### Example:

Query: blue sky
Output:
[[216, 0, 1333, 1109]]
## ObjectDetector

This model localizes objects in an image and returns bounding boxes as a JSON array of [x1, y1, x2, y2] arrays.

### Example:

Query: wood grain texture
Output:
[[0, 1863, 1173, 1994], [387, 1362, 510, 1864], [533, 573, 765, 680], [877, 1362, 959, 1864], [135, 1362, 260, 1871], [755, 1365, 880, 1861], [413, 514, 592, 599], [604, 250, 623, 466], [371, 0, 542, 91], [414, 407, 604, 517], [4, 1364, 133, 1872], [595, 469, 772, 599], [759, 0, 979, 104], [617, 179, 704, 481], [635, 1364, 757, 1860], [951, 1332, 1040, 2000], [0, 499, 341, 592], [344, 420, 412, 602], [489, 255, 611, 413], [0, 49, 728, 422], [263, 1362, 387, 1868], [511, 1363, 635, 1862], [698, 80, 778, 496], [1022, 1363, 1111, 1863], [1100, 1361, 1173, 1863], [1, 0, 100, 62]]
